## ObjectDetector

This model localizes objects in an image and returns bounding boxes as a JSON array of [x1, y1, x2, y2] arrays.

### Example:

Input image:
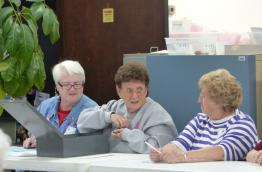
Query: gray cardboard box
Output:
[[0, 99, 109, 157]]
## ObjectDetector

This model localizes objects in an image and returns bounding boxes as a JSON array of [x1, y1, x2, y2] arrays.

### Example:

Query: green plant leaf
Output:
[[0, 78, 6, 98], [33, 47, 45, 90], [5, 22, 21, 57], [13, 75, 32, 97], [42, 7, 60, 44], [0, 107, 3, 116], [0, 0, 4, 8], [0, 80, 4, 115], [0, 7, 14, 27], [26, 0, 45, 2], [10, 0, 21, 8], [49, 11, 60, 44], [27, 50, 39, 84], [22, 6, 36, 23], [0, 62, 10, 72], [3, 15, 14, 36], [22, 7, 38, 45], [0, 1, 60, 98], [2, 58, 30, 97], [30, 2, 45, 21], [18, 24, 34, 73], [1, 56, 16, 82], [3, 59, 32, 97], [25, 17, 38, 44], [3, 78, 19, 96], [0, 29, 4, 57], [42, 8, 52, 36]]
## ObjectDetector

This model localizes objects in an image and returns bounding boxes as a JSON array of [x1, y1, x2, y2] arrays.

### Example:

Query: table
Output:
[[4, 153, 262, 172]]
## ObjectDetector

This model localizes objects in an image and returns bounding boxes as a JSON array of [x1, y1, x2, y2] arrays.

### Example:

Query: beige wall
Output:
[[256, 55, 262, 138], [168, 0, 262, 32]]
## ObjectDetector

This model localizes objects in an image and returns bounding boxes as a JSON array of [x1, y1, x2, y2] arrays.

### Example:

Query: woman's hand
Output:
[[149, 148, 162, 162], [247, 149, 262, 165], [161, 144, 185, 163], [111, 113, 129, 128], [23, 136, 37, 148], [111, 128, 124, 140], [257, 150, 262, 165]]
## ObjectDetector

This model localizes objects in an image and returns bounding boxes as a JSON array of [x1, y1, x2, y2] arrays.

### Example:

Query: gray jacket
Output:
[[77, 97, 178, 153]]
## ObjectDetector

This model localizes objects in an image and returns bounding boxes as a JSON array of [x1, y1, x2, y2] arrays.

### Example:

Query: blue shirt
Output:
[[37, 95, 98, 134]]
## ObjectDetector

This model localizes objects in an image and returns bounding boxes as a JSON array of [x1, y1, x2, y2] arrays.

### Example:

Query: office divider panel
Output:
[[146, 55, 256, 132]]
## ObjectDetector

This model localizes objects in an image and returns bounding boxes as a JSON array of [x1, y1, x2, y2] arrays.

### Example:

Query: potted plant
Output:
[[0, 0, 59, 115]]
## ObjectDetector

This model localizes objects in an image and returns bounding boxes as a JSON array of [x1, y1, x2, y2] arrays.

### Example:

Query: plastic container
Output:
[[251, 27, 262, 44], [165, 32, 217, 55], [165, 37, 194, 55]]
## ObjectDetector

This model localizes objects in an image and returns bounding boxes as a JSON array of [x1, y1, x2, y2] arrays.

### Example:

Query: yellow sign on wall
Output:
[[103, 8, 114, 23]]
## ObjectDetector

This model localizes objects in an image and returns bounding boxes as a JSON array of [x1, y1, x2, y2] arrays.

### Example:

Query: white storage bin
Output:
[[165, 33, 217, 55]]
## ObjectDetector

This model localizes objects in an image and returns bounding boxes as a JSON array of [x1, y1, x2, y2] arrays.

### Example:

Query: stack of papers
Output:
[[9, 146, 36, 157]]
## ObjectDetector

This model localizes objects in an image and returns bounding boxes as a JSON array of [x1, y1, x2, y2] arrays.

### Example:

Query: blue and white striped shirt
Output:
[[172, 109, 258, 160]]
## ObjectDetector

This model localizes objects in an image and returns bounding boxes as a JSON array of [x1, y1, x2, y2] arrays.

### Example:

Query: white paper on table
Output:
[[8, 146, 36, 157]]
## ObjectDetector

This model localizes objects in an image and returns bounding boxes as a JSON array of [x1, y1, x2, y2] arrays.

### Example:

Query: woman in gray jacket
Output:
[[77, 62, 178, 153]]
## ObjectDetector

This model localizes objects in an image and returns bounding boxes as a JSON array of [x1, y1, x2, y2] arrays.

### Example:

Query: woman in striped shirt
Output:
[[246, 140, 262, 165], [150, 69, 258, 163]]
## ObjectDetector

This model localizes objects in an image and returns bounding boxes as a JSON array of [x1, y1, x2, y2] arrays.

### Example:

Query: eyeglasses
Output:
[[58, 81, 84, 90], [124, 87, 146, 96]]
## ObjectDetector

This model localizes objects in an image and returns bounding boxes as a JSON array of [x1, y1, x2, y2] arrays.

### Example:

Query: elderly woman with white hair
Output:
[[0, 129, 10, 172], [23, 60, 98, 148]]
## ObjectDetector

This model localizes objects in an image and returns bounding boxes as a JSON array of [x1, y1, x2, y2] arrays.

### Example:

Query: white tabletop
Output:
[[4, 153, 262, 172]]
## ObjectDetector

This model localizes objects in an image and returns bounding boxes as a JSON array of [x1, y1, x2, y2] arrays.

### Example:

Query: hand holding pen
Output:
[[145, 141, 163, 162], [145, 141, 161, 153]]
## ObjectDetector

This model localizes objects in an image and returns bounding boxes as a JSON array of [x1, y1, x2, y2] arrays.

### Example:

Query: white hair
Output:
[[0, 129, 11, 172], [52, 60, 85, 83]]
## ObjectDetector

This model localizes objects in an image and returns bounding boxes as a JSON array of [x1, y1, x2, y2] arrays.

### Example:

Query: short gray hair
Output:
[[114, 62, 149, 88], [52, 60, 85, 83], [0, 130, 11, 172]]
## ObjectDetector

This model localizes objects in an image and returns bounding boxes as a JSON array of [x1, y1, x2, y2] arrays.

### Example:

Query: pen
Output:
[[144, 141, 161, 154]]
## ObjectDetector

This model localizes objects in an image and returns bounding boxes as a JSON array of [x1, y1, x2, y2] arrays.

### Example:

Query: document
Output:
[[8, 146, 36, 157]]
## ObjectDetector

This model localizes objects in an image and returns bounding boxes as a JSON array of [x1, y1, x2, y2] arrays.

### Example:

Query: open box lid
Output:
[[0, 98, 109, 157], [0, 99, 62, 138]]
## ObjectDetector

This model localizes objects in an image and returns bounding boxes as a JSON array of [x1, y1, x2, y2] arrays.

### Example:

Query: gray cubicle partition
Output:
[[146, 55, 256, 132], [0, 99, 109, 157]]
